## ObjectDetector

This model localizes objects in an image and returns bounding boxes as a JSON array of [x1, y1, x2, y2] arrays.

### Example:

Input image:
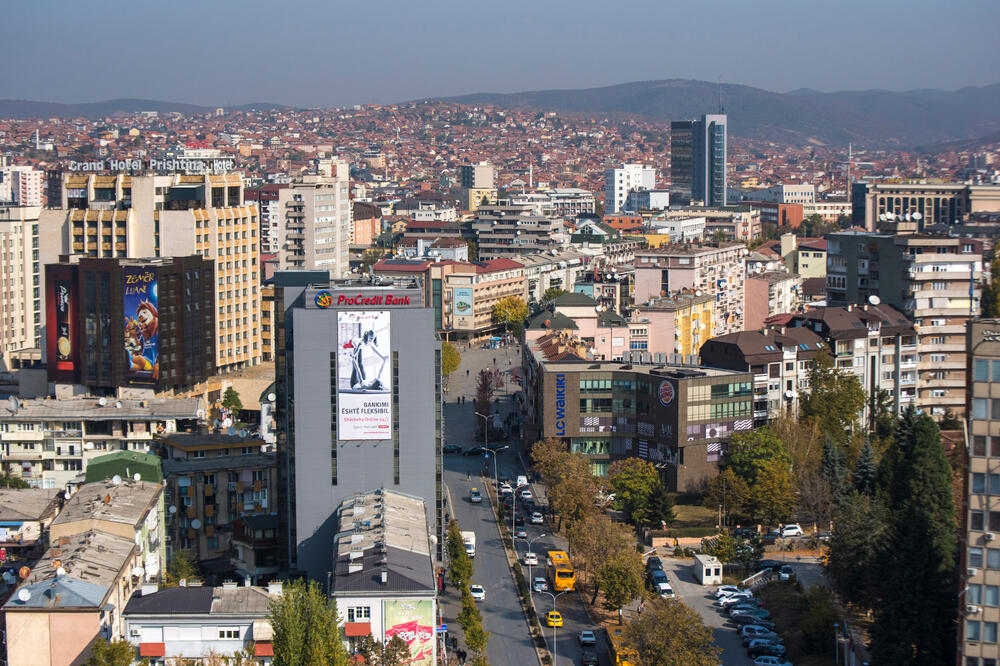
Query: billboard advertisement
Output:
[[452, 287, 473, 317], [337, 311, 391, 439], [123, 266, 159, 386], [45, 265, 78, 382], [383, 600, 434, 664]]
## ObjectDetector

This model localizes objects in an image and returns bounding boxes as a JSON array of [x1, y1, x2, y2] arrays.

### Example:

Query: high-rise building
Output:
[[245, 183, 286, 254], [671, 114, 728, 207], [963, 319, 1000, 664], [460, 162, 495, 190], [277, 163, 351, 278], [0, 161, 43, 207], [274, 277, 442, 579], [57, 172, 261, 372], [826, 231, 982, 417], [0, 205, 42, 366], [604, 164, 656, 214]]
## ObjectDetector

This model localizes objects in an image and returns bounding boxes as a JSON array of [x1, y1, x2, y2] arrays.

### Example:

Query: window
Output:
[[970, 584, 984, 604], [219, 627, 240, 639], [987, 586, 1000, 607], [975, 399, 989, 420], [990, 513, 1000, 532], [986, 622, 998, 643], [968, 620, 981, 642], [993, 359, 1000, 383], [971, 547, 984, 568], [974, 473, 987, 494], [346, 606, 371, 622], [988, 548, 1000, 570], [973, 511, 985, 530]]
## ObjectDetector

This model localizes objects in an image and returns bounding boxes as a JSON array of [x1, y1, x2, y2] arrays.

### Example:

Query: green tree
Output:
[[597, 549, 645, 612], [446, 521, 474, 587], [623, 598, 722, 666], [356, 634, 413, 666], [547, 453, 599, 531], [872, 388, 897, 446], [751, 460, 796, 524], [542, 286, 568, 302], [820, 439, 849, 500], [86, 639, 138, 666], [222, 386, 243, 413], [491, 295, 530, 335], [441, 341, 461, 377], [871, 409, 957, 664], [982, 254, 1000, 317], [704, 533, 757, 566], [828, 491, 889, 609], [646, 482, 676, 528], [608, 458, 660, 525], [269, 579, 349, 666], [722, 427, 790, 486], [0, 475, 29, 489], [800, 585, 839, 653], [938, 409, 962, 431], [852, 438, 877, 494], [465, 239, 479, 261], [799, 354, 865, 442], [163, 549, 199, 587], [703, 468, 751, 524]]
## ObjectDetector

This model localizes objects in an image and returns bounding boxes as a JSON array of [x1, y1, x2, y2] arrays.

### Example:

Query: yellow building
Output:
[[632, 292, 714, 357], [463, 187, 498, 212], [634, 232, 671, 248]]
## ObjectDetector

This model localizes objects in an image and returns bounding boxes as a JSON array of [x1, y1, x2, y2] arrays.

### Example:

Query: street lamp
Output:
[[483, 444, 508, 486], [475, 412, 490, 452], [834, 623, 839, 663], [525, 533, 547, 601], [537, 589, 570, 665], [511, 482, 528, 540]]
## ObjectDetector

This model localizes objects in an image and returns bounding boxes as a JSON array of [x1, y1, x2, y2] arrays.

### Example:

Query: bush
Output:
[[800, 585, 839, 653], [673, 547, 685, 557]]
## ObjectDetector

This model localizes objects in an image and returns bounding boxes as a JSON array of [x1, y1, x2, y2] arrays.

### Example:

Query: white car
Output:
[[781, 524, 803, 538], [499, 483, 513, 494], [715, 585, 744, 599], [520, 489, 534, 501], [578, 630, 597, 646], [530, 511, 544, 524], [753, 657, 792, 666], [655, 581, 675, 598], [533, 577, 548, 592], [522, 552, 539, 566], [469, 584, 485, 601], [516, 475, 528, 487]]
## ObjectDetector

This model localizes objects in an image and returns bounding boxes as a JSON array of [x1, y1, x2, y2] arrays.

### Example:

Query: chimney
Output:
[[267, 581, 283, 597], [141, 583, 158, 596]]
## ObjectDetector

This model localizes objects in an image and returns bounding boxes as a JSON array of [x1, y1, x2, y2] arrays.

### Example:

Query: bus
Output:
[[608, 626, 638, 666], [546, 550, 576, 592]]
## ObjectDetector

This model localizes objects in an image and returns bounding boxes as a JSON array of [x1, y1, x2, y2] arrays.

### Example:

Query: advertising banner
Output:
[[53, 280, 74, 371], [383, 600, 434, 664], [123, 266, 159, 386], [45, 266, 78, 383], [337, 311, 392, 439], [452, 287, 473, 317]]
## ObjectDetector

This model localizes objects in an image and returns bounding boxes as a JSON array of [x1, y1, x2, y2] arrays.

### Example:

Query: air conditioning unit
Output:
[[968, 568, 979, 577], [987, 533, 996, 541], [967, 605, 982, 614], [130, 627, 141, 637]]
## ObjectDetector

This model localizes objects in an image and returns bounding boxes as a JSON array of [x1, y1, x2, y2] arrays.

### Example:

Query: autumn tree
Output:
[[982, 253, 1000, 317], [597, 549, 645, 613], [268, 579, 349, 666], [548, 453, 599, 530], [163, 549, 199, 587], [446, 521, 474, 587], [799, 354, 865, 442], [623, 599, 722, 666], [86, 639, 137, 666], [441, 341, 461, 377], [491, 295, 530, 335], [751, 460, 796, 524], [608, 457, 661, 525], [356, 634, 411, 666], [769, 411, 824, 476], [542, 286, 568, 302], [530, 437, 569, 481], [722, 427, 790, 486], [703, 468, 751, 525], [568, 512, 634, 602]]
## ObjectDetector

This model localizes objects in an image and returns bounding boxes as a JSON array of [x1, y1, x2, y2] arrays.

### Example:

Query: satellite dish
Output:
[[267, 392, 277, 402], [114, 401, 122, 409], [84, 442, 94, 450], [133, 473, 141, 482], [868, 295, 881, 305], [111, 475, 122, 486], [196, 409, 206, 418], [912, 212, 922, 221], [784, 390, 794, 399], [98, 397, 107, 407], [191, 519, 202, 530], [878, 213, 886, 221], [56, 567, 67, 577], [169, 505, 177, 514], [7, 396, 19, 414], [17, 588, 30, 603], [904, 213, 911, 221], [222, 418, 233, 428], [227, 427, 237, 436], [238, 429, 248, 438], [132, 566, 145, 578]]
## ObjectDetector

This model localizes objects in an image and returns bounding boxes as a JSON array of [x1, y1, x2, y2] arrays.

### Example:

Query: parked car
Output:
[[781, 524, 803, 538], [648, 569, 668, 588], [580, 650, 599, 666], [741, 627, 781, 645], [546, 611, 563, 627], [443, 444, 462, 454], [816, 531, 832, 542], [757, 559, 783, 573], [655, 581, 675, 598], [729, 603, 765, 617], [646, 557, 663, 572], [462, 446, 488, 457], [747, 640, 786, 658], [470, 584, 485, 601], [522, 552, 539, 566], [578, 630, 597, 646], [533, 577, 548, 592], [753, 657, 793, 666], [732, 614, 776, 629], [779, 565, 795, 582], [715, 585, 745, 598], [727, 598, 763, 612], [530, 511, 545, 524], [732, 608, 771, 621], [514, 527, 528, 539], [717, 592, 754, 607], [732, 528, 756, 540], [513, 513, 525, 526], [499, 483, 513, 494], [762, 530, 781, 545]]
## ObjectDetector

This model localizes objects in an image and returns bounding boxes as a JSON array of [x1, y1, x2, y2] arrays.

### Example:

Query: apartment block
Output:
[[743, 184, 816, 205], [605, 164, 655, 214], [244, 183, 286, 254], [469, 204, 566, 258], [0, 162, 43, 207], [0, 205, 42, 366], [852, 181, 1000, 231], [744, 271, 802, 330], [460, 162, 495, 189], [827, 231, 981, 417], [277, 165, 351, 278], [629, 291, 715, 359]]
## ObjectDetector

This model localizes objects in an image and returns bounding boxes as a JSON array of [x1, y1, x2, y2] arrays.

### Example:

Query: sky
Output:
[[3, 0, 998, 108]]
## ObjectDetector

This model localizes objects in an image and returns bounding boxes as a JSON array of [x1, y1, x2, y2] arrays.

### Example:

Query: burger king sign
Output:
[[658, 380, 675, 407]]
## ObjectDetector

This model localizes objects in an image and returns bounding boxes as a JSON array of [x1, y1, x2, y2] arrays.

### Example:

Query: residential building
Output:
[[648, 214, 706, 242], [274, 280, 442, 578], [963, 319, 1000, 665], [277, 165, 352, 278], [352, 201, 382, 246], [3, 530, 141, 665], [469, 204, 566, 258], [462, 187, 498, 212], [803, 200, 851, 222], [634, 242, 747, 336], [743, 184, 816, 205], [653, 206, 759, 242], [396, 237, 469, 261], [852, 181, 1000, 231], [744, 272, 802, 329], [573, 267, 632, 316], [332, 489, 437, 664], [123, 582, 277, 664], [747, 201, 804, 229], [59, 172, 261, 372], [826, 231, 981, 417], [517, 249, 588, 304], [0, 487, 62, 560], [0, 205, 42, 366], [770, 234, 827, 279], [630, 291, 715, 359], [460, 162, 495, 189], [45, 255, 216, 393], [0, 396, 199, 488], [624, 189, 670, 212], [0, 163, 43, 207], [547, 188, 596, 217], [671, 114, 727, 207], [522, 356, 752, 490], [261, 282, 275, 362], [604, 164, 656, 214], [525, 292, 631, 361], [700, 326, 826, 425], [84, 450, 163, 484], [244, 184, 286, 254], [231, 513, 280, 585]]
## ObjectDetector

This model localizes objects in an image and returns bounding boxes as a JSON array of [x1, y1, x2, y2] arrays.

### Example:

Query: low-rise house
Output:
[[0, 487, 62, 559]]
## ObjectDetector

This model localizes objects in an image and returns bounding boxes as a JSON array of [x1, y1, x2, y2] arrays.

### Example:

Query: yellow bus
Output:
[[546, 550, 576, 591], [608, 626, 638, 666]]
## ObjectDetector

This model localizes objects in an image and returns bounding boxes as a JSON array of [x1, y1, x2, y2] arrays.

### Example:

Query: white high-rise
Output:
[[277, 159, 352, 278], [0, 161, 43, 207], [604, 164, 655, 214]]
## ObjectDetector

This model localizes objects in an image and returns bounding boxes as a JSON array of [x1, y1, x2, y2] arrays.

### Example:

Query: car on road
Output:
[[462, 446, 487, 457], [513, 513, 525, 526], [655, 581, 675, 598], [781, 524, 803, 538], [530, 511, 545, 524], [747, 640, 786, 658], [731, 614, 775, 629], [580, 650, 599, 666], [469, 584, 485, 601], [578, 630, 597, 646], [522, 552, 539, 566], [546, 611, 563, 627], [732, 608, 771, 621], [715, 585, 745, 598], [517, 475, 528, 487], [499, 483, 513, 494], [514, 527, 528, 539], [762, 530, 781, 545], [757, 559, 783, 573], [753, 656, 793, 666], [443, 444, 462, 454], [779, 565, 796, 582], [520, 488, 534, 501], [533, 577, 548, 592], [470, 488, 482, 503], [646, 557, 663, 572]]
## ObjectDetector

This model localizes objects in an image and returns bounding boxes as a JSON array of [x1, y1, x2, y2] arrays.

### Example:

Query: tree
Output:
[[269, 579, 349, 666], [799, 585, 839, 653], [465, 239, 479, 261], [704, 533, 757, 566], [872, 388, 897, 446], [820, 438, 849, 500], [871, 410, 957, 664], [222, 386, 243, 413], [827, 491, 889, 609], [0, 475, 29, 489], [852, 438, 877, 494], [722, 427, 790, 486], [568, 512, 633, 602], [446, 521, 474, 587], [799, 354, 865, 442], [797, 467, 835, 528], [542, 286, 567, 302], [547, 453, 599, 531], [751, 460, 796, 524], [608, 458, 660, 525], [703, 468, 751, 525], [441, 341, 461, 377], [491, 295, 530, 335], [645, 482, 676, 528], [474, 369, 496, 438], [623, 598, 722, 666], [597, 549, 645, 612], [163, 549, 199, 587], [530, 437, 568, 481], [769, 412, 824, 477], [982, 253, 1000, 317], [938, 409, 962, 431], [86, 639, 137, 666], [356, 634, 411, 666]]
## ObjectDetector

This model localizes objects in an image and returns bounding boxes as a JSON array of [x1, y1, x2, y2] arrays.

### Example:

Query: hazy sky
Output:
[[3, 0, 997, 108]]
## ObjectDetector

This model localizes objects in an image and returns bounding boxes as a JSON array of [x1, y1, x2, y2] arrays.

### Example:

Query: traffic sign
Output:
[[436, 624, 447, 632]]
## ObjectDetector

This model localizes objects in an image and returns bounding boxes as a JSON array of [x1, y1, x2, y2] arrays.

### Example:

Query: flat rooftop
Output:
[[3, 396, 200, 421], [0, 488, 61, 522], [52, 480, 160, 528], [540, 360, 749, 378]]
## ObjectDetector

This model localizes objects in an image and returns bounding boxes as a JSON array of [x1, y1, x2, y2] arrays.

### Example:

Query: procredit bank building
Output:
[[273, 274, 443, 579]]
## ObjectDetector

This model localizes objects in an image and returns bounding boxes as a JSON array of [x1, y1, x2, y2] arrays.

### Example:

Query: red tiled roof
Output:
[[476, 258, 523, 273], [255, 642, 274, 657], [372, 259, 429, 272]]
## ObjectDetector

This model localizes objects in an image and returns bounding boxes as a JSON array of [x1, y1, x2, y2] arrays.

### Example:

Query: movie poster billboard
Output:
[[45, 265, 78, 382], [452, 287, 473, 317], [122, 266, 159, 386], [337, 310, 392, 439], [383, 600, 434, 665]]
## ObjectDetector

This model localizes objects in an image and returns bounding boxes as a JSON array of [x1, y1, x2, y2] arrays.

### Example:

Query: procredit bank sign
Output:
[[67, 158, 235, 172]]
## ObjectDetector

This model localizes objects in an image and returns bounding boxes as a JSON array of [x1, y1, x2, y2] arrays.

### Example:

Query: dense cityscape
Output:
[[1, 8, 1000, 666]]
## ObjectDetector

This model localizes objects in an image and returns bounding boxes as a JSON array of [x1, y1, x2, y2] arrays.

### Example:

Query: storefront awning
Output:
[[344, 622, 371, 637], [139, 643, 165, 657]]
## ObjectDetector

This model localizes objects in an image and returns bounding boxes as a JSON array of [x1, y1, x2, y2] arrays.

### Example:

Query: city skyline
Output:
[[2, 0, 997, 108]]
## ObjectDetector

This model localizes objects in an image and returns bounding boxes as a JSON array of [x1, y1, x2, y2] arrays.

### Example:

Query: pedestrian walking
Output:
[[466, 369, 469, 376]]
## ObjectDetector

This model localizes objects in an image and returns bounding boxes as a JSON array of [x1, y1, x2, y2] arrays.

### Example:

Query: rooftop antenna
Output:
[[718, 77, 724, 115]]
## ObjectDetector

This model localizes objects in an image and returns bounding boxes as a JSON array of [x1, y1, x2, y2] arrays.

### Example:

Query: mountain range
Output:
[[0, 98, 291, 120], [422, 79, 1000, 148]]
